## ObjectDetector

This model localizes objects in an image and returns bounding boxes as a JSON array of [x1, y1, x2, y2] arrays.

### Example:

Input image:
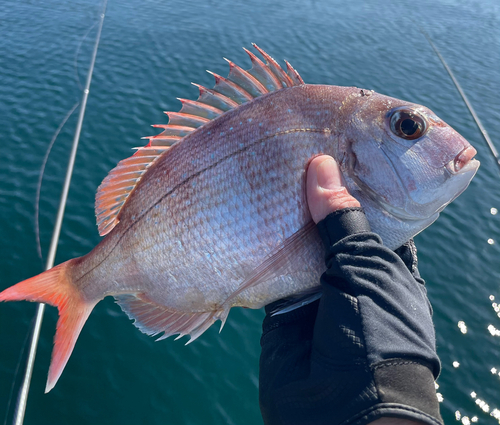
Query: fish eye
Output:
[[389, 109, 427, 140]]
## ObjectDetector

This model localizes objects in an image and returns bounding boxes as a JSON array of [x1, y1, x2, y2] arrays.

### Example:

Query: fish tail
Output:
[[0, 259, 97, 392]]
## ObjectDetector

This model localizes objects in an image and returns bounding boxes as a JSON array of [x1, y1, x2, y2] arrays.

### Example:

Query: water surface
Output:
[[0, 0, 499, 424]]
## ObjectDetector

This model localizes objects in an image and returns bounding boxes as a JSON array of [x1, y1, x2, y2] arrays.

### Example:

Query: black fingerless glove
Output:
[[259, 208, 443, 425]]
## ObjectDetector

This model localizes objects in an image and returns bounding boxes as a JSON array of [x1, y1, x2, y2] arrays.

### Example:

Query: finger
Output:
[[306, 155, 360, 223]]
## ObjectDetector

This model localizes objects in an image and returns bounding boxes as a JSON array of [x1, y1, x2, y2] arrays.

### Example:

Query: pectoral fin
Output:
[[225, 221, 320, 305]]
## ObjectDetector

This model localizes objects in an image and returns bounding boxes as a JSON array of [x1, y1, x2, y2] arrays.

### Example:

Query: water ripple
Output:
[[0, 0, 499, 424]]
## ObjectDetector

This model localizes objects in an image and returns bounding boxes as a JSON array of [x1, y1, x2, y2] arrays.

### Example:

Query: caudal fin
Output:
[[0, 259, 97, 392]]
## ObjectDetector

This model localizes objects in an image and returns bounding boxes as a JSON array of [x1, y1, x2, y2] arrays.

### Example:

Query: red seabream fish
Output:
[[0, 45, 479, 392]]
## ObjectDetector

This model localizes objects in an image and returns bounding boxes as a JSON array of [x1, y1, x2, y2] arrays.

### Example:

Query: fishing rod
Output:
[[421, 29, 500, 174], [10, 1, 108, 424]]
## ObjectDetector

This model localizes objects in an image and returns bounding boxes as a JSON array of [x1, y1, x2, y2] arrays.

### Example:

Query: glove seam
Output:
[[354, 295, 382, 404], [372, 359, 431, 371], [323, 207, 365, 219], [342, 403, 443, 425]]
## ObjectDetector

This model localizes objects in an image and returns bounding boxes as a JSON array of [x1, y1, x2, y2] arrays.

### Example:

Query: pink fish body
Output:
[[0, 45, 479, 392]]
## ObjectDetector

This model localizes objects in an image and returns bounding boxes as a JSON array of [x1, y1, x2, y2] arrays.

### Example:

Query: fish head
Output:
[[342, 91, 479, 240]]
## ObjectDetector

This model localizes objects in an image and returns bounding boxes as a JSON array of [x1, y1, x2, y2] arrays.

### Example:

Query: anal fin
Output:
[[115, 294, 228, 343]]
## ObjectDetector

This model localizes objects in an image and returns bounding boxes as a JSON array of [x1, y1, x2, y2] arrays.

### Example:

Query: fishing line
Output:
[[74, 21, 99, 91], [11, 1, 108, 424], [2, 314, 34, 425], [35, 101, 80, 264], [36, 9, 102, 264], [421, 28, 500, 174]]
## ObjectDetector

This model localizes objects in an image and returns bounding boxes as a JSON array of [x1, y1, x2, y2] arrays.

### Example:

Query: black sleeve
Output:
[[259, 208, 443, 425]]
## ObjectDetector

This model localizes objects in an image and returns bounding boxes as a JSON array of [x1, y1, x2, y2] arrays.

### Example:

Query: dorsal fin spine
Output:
[[243, 48, 281, 91], [142, 136, 181, 147], [99, 220, 118, 235], [150, 125, 195, 139], [224, 58, 268, 97], [177, 98, 224, 119], [151, 124, 195, 131], [284, 60, 305, 85], [192, 83, 240, 111], [95, 45, 305, 236], [112, 155, 158, 166], [207, 71, 254, 104], [100, 181, 139, 192], [252, 44, 294, 88], [164, 112, 210, 128]]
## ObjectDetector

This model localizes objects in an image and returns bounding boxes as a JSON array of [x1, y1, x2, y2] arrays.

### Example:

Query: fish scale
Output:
[[0, 45, 479, 392]]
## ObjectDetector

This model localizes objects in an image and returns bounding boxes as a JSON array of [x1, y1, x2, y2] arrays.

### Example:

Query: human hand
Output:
[[259, 156, 442, 425], [306, 155, 360, 223]]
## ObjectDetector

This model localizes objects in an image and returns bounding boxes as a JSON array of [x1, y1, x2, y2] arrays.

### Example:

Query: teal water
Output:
[[0, 0, 499, 424]]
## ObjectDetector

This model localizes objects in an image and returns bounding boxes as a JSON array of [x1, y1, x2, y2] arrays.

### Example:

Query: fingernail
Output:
[[316, 157, 342, 189]]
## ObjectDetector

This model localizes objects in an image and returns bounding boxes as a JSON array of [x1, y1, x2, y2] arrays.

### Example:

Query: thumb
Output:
[[306, 155, 361, 224]]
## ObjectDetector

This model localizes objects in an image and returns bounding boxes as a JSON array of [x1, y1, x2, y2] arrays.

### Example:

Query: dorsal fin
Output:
[[95, 45, 305, 236]]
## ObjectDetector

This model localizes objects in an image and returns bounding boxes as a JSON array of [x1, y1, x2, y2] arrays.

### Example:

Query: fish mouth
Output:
[[445, 146, 478, 174]]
